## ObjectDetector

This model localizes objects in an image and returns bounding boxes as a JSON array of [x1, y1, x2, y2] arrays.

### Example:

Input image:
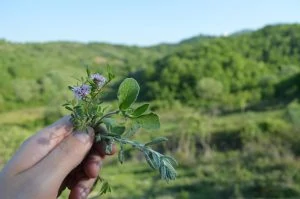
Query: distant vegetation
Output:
[[137, 24, 300, 110], [1, 23, 300, 198], [1, 24, 300, 113]]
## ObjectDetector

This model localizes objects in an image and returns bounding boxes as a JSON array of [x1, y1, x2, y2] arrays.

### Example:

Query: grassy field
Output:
[[1, 102, 300, 198]]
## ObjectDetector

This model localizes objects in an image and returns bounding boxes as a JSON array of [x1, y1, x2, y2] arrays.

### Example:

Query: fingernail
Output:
[[74, 127, 94, 143]]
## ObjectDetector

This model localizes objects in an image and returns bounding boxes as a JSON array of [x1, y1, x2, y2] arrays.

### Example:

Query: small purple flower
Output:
[[90, 73, 106, 87], [72, 84, 91, 100]]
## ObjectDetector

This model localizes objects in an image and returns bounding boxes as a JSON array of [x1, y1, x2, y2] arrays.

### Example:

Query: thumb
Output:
[[27, 127, 95, 184]]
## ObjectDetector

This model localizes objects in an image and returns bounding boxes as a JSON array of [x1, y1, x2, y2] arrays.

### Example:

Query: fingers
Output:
[[69, 177, 98, 199], [83, 149, 102, 178], [25, 127, 95, 185], [4, 116, 73, 175], [60, 142, 117, 198], [94, 141, 117, 157], [58, 150, 102, 198]]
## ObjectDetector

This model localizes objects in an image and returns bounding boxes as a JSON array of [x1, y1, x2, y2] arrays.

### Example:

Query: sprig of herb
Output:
[[63, 66, 177, 194]]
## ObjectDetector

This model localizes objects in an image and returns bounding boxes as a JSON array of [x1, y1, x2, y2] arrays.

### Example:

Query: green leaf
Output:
[[102, 105, 110, 113], [64, 106, 73, 111], [145, 137, 168, 146], [112, 126, 126, 135], [144, 152, 156, 170], [107, 65, 115, 81], [163, 155, 178, 166], [163, 160, 177, 180], [86, 66, 91, 77], [102, 118, 116, 130], [99, 180, 112, 195], [102, 118, 125, 135], [150, 152, 160, 169], [105, 141, 113, 154], [124, 113, 160, 137], [134, 113, 160, 130], [124, 120, 140, 138], [62, 102, 71, 106], [118, 150, 124, 164], [118, 144, 125, 164], [95, 134, 101, 142], [118, 78, 140, 110], [131, 104, 149, 117], [160, 163, 167, 179]]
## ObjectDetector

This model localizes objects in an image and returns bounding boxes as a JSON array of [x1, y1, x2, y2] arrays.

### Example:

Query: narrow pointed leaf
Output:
[[65, 106, 73, 111], [144, 152, 156, 170], [145, 137, 168, 146], [118, 149, 125, 164], [86, 66, 91, 77], [149, 152, 160, 169], [163, 155, 179, 166]]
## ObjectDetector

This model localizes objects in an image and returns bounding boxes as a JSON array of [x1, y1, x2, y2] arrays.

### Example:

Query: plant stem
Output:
[[100, 110, 120, 120], [94, 110, 120, 127], [101, 135, 158, 154], [102, 135, 142, 148]]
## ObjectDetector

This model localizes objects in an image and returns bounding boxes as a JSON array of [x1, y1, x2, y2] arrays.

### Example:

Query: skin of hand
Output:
[[0, 116, 116, 199]]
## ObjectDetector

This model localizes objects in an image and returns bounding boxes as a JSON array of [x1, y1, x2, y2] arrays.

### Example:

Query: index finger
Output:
[[4, 116, 73, 175]]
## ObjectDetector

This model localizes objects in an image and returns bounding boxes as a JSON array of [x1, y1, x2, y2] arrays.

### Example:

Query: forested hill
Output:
[[0, 23, 300, 112], [137, 24, 300, 111]]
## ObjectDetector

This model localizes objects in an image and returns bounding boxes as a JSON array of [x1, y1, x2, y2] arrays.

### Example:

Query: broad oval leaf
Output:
[[134, 113, 160, 130], [118, 78, 140, 110], [131, 103, 149, 117]]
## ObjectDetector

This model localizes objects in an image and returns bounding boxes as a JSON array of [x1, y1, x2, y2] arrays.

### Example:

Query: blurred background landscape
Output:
[[1, 1, 300, 198]]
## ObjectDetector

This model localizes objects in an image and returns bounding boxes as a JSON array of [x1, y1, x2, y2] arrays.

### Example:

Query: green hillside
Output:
[[0, 40, 175, 111], [138, 24, 300, 110], [1, 23, 300, 198]]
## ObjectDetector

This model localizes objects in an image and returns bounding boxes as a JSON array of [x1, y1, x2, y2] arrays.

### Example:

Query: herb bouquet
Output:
[[63, 67, 177, 195]]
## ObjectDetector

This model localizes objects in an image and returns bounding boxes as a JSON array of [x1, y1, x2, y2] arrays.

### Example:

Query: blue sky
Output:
[[1, 0, 299, 46]]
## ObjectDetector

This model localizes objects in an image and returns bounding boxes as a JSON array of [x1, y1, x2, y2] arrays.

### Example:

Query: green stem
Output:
[[101, 135, 158, 154], [91, 80, 111, 99], [94, 110, 120, 127], [100, 110, 120, 121], [102, 135, 142, 147], [100, 135, 177, 181]]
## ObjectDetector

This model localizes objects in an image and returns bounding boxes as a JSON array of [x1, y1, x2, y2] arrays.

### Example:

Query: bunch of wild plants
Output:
[[63, 67, 177, 194]]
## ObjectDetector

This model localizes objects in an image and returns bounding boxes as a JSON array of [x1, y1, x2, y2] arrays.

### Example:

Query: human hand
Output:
[[0, 116, 115, 199]]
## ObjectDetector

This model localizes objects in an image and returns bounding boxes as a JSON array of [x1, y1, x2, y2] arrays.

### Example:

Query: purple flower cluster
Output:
[[90, 73, 106, 87], [72, 84, 91, 100]]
